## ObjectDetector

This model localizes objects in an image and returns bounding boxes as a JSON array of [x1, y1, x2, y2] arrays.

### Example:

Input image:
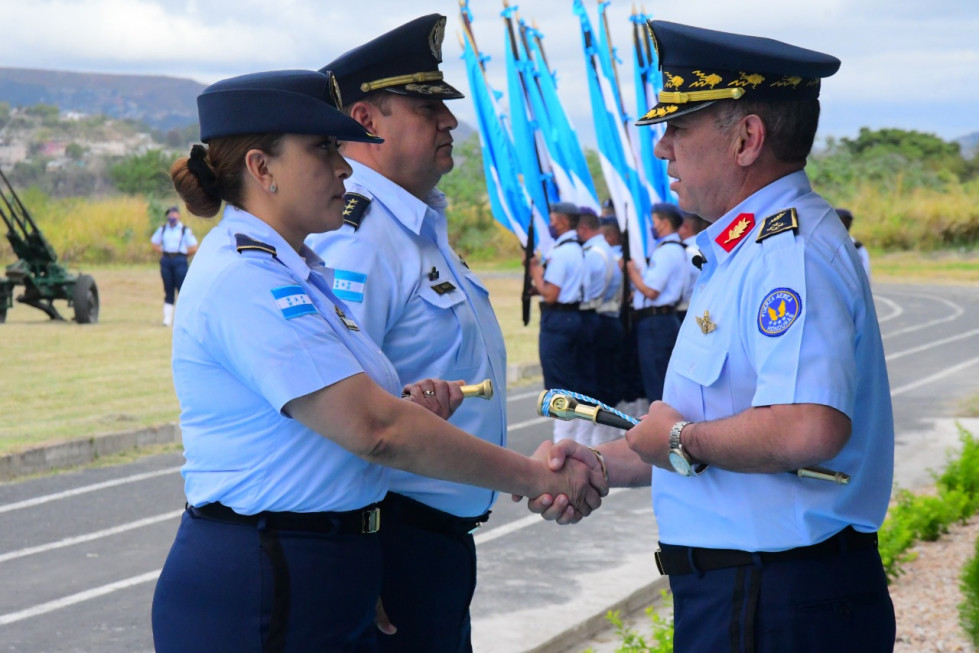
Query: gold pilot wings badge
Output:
[[696, 310, 716, 335]]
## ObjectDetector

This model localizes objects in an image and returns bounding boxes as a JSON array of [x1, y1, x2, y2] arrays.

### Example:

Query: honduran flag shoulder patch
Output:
[[271, 285, 317, 320]]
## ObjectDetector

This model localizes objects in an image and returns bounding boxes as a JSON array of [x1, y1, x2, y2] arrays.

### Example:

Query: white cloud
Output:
[[0, 0, 975, 139]]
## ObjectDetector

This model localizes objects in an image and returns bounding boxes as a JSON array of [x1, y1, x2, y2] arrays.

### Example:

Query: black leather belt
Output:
[[162, 252, 186, 258], [634, 305, 676, 319], [188, 501, 381, 535], [540, 301, 581, 312], [655, 526, 878, 575], [382, 493, 490, 536]]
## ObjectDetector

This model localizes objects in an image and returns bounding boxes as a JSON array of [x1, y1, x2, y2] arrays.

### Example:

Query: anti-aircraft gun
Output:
[[0, 167, 99, 323]]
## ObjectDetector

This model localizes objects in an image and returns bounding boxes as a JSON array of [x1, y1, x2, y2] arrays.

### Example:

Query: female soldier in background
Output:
[[151, 69, 605, 652]]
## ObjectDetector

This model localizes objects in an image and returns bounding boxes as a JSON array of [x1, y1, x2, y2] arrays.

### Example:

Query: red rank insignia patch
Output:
[[715, 213, 755, 252]]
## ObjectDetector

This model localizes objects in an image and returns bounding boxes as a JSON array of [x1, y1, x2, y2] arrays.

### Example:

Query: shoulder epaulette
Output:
[[234, 233, 277, 256], [756, 208, 799, 243], [341, 192, 372, 230]]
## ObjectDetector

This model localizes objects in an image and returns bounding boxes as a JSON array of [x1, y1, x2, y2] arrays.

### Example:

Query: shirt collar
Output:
[[698, 170, 811, 267], [346, 159, 442, 236], [220, 205, 320, 281], [555, 230, 578, 245]]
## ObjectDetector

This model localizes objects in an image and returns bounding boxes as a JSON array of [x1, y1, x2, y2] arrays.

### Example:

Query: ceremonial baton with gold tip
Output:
[[402, 379, 494, 400], [537, 389, 850, 485]]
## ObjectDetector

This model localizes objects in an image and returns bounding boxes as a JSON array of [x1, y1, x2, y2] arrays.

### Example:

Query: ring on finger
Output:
[[423, 390, 436, 397]]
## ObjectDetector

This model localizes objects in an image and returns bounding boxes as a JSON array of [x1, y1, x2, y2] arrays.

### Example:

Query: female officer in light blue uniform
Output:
[[151, 69, 606, 653]]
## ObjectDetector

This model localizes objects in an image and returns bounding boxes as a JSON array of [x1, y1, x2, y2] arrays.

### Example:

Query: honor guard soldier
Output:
[[676, 212, 709, 322], [837, 207, 872, 281], [578, 206, 624, 445], [152, 68, 605, 653], [150, 205, 198, 326], [529, 201, 586, 443], [625, 203, 687, 403], [530, 20, 896, 652], [306, 15, 510, 652]]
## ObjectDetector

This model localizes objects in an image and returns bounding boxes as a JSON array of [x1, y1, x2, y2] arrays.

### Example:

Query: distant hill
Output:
[[0, 67, 203, 132], [957, 132, 979, 159]]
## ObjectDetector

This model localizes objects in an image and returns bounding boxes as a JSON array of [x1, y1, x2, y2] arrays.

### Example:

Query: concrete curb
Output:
[[0, 423, 181, 482], [0, 362, 543, 483], [528, 577, 669, 653]]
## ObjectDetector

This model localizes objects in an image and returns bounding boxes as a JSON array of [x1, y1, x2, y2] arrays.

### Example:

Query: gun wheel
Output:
[[73, 274, 99, 324]]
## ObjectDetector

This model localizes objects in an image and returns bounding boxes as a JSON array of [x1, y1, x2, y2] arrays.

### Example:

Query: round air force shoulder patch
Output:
[[757, 287, 802, 337]]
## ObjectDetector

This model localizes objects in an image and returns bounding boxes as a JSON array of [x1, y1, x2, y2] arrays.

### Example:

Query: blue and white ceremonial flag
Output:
[[271, 285, 317, 319], [574, 0, 650, 267], [631, 10, 672, 204], [331, 270, 367, 304], [460, 5, 531, 249], [521, 19, 600, 213]]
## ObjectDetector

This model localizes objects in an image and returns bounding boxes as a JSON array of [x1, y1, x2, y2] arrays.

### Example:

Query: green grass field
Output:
[[0, 254, 975, 456]]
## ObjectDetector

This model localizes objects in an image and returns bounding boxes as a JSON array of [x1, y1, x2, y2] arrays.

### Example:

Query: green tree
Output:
[[108, 149, 177, 196], [65, 142, 85, 161]]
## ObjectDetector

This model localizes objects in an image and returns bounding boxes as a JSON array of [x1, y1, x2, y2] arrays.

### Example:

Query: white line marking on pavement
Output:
[[0, 467, 182, 515], [0, 510, 184, 564], [873, 295, 902, 323], [886, 328, 979, 362], [0, 570, 161, 626], [507, 417, 549, 432], [507, 389, 542, 402], [891, 356, 979, 397], [475, 488, 631, 546], [881, 295, 963, 338]]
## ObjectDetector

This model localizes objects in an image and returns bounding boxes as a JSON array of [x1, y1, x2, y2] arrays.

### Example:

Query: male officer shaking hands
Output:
[[307, 15, 508, 653]]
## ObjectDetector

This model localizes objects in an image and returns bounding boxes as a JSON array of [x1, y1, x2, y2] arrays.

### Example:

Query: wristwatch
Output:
[[668, 421, 708, 476]]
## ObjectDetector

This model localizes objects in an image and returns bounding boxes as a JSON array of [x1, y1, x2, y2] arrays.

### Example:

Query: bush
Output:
[[960, 534, 979, 647]]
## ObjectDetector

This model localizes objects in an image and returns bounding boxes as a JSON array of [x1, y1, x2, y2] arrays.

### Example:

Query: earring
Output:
[[269, 183, 277, 193]]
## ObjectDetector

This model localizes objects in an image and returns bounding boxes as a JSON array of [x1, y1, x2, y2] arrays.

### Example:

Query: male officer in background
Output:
[[624, 203, 686, 403], [528, 201, 584, 443], [307, 14, 507, 652], [676, 212, 709, 322], [837, 207, 872, 281], [577, 206, 623, 444], [530, 20, 895, 651]]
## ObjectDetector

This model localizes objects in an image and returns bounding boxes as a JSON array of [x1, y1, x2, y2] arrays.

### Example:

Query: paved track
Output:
[[0, 282, 977, 652]]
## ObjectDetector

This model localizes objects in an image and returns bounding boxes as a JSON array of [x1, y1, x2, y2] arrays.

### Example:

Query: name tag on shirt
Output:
[[431, 281, 456, 295]]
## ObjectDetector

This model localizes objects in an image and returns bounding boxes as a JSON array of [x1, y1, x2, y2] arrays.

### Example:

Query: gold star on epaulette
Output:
[[340, 192, 372, 231]]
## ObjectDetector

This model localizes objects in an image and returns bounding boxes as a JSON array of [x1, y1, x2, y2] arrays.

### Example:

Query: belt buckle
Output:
[[361, 507, 381, 534], [654, 549, 666, 575]]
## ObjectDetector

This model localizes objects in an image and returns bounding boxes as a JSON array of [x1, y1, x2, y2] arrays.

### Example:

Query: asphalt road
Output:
[[0, 281, 977, 652]]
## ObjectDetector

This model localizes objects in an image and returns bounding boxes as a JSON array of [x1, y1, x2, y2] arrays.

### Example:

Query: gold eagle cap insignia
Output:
[[696, 310, 716, 335]]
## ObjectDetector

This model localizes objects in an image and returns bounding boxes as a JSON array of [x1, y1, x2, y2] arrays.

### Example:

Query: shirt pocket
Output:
[[669, 336, 732, 420], [415, 283, 483, 374]]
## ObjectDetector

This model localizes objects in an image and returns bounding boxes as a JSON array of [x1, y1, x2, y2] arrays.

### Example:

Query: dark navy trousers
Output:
[[377, 498, 479, 653], [669, 545, 895, 652], [160, 254, 189, 304], [634, 312, 680, 402], [152, 509, 381, 652], [539, 308, 584, 391]]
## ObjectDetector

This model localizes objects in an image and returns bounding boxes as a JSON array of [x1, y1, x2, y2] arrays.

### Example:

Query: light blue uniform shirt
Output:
[[173, 206, 402, 515], [543, 230, 584, 304], [638, 233, 686, 308], [307, 161, 507, 518], [655, 170, 894, 551], [581, 233, 619, 311], [151, 220, 198, 254]]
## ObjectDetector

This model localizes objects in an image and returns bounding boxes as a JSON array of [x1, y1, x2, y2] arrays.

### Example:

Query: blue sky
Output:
[[2, 0, 977, 145]]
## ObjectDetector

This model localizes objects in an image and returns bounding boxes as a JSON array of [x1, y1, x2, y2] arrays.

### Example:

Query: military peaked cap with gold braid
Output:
[[636, 21, 840, 126], [320, 14, 464, 108]]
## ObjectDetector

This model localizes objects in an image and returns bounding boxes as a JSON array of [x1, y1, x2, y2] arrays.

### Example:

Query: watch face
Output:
[[669, 450, 693, 476]]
